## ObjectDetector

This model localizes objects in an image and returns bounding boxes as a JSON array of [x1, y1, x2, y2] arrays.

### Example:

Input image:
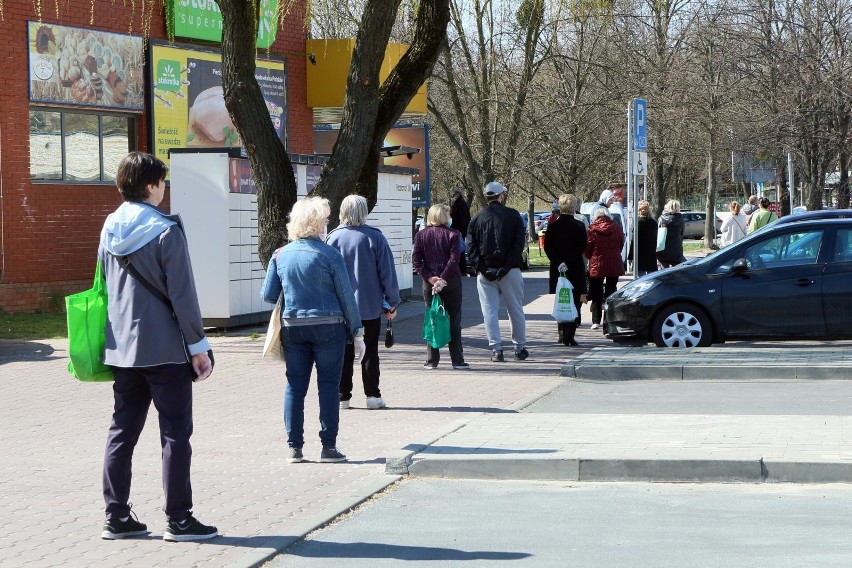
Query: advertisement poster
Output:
[[27, 22, 144, 111], [168, 0, 279, 49], [314, 124, 429, 206], [150, 42, 287, 173]]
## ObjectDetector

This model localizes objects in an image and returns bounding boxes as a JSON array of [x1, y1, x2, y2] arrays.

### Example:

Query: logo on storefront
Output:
[[156, 60, 181, 92]]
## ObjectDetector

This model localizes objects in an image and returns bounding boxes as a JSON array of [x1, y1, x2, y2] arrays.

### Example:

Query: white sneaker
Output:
[[366, 396, 386, 409], [590, 323, 601, 330], [339, 400, 350, 409]]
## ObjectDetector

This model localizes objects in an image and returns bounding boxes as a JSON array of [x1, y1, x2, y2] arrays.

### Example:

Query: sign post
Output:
[[630, 98, 648, 279]]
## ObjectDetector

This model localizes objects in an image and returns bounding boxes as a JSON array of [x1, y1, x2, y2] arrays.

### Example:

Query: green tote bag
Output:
[[65, 259, 114, 382], [422, 294, 451, 349]]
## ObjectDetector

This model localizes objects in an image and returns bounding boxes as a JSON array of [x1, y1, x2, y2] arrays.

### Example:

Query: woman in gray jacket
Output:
[[98, 152, 217, 542]]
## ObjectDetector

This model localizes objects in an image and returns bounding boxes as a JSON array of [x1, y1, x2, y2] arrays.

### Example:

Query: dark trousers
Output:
[[588, 276, 618, 325], [422, 277, 465, 365], [340, 317, 381, 401], [557, 291, 583, 343], [103, 363, 194, 522]]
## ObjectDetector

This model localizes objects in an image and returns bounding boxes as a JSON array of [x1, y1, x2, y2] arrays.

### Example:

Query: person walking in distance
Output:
[[585, 207, 625, 331], [543, 194, 587, 346], [465, 181, 528, 362], [98, 152, 218, 542], [413, 203, 469, 369], [656, 199, 687, 269], [628, 200, 659, 276], [449, 188, 471, 274], [720, 201, 747, 246], [747, 197, 778, 234], [326, 195, 400, 410]]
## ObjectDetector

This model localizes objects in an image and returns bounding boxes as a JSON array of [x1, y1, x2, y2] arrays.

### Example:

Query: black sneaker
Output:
[[514, 348, 529, 361], [101, 515, 149, 540], [288, 447, 304, 463], [452, 363, 471, 370], [491, 350, 505, 362], [320, 447, 347, 462], [163, 514, 218, 542]]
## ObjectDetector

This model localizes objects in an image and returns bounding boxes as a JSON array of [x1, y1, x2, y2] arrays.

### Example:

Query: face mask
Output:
[[318, 224, 328, 241], [448, 217, 453, 227]]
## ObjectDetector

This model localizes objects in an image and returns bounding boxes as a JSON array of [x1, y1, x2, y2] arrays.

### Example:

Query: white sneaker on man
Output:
[[366, 397, 386, 409], [590, 323, 601, 330]]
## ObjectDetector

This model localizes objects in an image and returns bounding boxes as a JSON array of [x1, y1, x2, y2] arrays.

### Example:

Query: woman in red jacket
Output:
[[585, 206, 625, 330]]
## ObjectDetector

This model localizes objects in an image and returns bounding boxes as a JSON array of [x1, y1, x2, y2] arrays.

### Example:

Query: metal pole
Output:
[[627, 100, 635, 278], [787, 151, 795, 212]]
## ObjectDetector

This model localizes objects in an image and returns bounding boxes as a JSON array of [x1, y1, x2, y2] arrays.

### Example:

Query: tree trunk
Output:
[[311, 0, 403, 226], [704, 148, 717, 249], [839, 150, 850, 209], [353, 0, 451, 209], [217, 0, 295, 267]]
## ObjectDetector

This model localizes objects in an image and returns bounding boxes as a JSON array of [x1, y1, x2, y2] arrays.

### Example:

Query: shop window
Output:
[[29, 109, 134, 183]]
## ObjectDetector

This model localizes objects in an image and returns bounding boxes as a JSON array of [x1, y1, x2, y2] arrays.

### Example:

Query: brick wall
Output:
[[0, 0, 312, 312]]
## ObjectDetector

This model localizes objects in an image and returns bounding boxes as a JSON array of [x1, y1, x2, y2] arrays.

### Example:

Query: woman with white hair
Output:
[[585, 206, 625, 331], [656, 199, 686, 268], [326, 195, 401, 410], [261, 196, 363, 464]]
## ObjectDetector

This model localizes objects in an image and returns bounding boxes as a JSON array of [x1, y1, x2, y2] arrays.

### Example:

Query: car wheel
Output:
[[651, 303, 712, 348]]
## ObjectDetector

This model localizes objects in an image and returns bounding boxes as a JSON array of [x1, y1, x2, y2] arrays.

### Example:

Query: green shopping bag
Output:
[[422, 294, 451, 349], [65, 260, 114, 382]]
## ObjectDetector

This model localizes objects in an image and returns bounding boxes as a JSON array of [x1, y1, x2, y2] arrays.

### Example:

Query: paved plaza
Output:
[[3, 270, 852, 567]]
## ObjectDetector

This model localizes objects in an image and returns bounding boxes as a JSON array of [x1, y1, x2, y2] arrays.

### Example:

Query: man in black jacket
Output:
[[465, 181, 528, 362]]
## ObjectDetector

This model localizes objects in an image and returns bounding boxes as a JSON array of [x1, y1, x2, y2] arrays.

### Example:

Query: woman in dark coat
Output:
[[656, 199, 686, 268], [585, 206, 625, 330], [544, 194, 587, 346], [628, 200, 659, 276]]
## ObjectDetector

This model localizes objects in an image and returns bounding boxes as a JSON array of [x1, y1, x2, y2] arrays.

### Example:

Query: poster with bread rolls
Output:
[[28, 22, 144, 111], [149, 42, 286, 177]]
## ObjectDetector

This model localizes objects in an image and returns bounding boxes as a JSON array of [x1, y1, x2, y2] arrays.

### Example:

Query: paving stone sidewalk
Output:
[[0, 270, 569, 568]]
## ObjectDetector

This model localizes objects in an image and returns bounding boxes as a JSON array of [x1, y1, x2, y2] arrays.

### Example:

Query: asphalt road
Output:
[[268, 478, 852, 567]]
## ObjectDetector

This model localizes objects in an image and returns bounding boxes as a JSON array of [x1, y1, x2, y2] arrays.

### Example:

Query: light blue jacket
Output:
[[325, 224, 400, 321], [260, 237, 362, 339]]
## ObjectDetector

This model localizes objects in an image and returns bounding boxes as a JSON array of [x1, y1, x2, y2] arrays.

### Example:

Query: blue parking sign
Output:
[[633, 98, 647, 151]]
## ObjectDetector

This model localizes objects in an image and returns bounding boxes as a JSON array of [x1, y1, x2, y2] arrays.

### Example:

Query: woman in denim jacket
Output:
[[261, 197, 363, 465]]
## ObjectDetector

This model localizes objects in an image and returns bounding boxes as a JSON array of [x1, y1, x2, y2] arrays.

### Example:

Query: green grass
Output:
[[527, 245, 551, 268], [0, 311, 67, 340]]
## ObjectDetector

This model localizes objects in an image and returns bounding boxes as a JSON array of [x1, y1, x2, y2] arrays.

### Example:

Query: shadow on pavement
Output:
[[0, 340, 57, 364], [286, 540, 532, 561], [388, 406, 517, 413]]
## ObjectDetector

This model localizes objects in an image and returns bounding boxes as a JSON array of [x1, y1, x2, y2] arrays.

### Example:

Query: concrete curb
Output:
[[563, 363, 852, 381], [229, 475, 401, 568], [406, 456, 852, 484], [384, 379, 567, 475]]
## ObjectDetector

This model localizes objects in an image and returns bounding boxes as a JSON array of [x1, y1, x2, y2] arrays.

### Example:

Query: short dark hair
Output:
[[759, 196, 771, 208], [116, 152, 168, 201]]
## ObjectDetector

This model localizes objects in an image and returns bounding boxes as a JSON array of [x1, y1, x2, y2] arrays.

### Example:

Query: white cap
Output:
[[484, 181, 507, 197]]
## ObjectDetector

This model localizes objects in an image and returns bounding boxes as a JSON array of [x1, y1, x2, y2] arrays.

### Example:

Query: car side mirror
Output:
[[732, 258, 749, 274]]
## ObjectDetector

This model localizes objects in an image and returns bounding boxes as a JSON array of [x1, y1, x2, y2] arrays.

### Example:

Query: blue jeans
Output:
[[476, 268, 526, 352], [281, 323, 345, 449]]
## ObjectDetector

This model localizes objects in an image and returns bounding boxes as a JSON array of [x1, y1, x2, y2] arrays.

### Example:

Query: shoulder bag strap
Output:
[[117, 255, 173, 311]]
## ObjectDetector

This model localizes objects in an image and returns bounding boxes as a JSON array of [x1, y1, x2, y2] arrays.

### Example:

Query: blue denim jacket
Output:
[[260, 237, 363, 339]]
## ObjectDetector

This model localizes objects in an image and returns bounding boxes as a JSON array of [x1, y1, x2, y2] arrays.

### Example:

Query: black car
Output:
[[604, 217, 852, 347]]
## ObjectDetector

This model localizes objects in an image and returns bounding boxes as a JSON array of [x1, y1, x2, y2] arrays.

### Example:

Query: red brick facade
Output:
[[0, 0, 312, 312]]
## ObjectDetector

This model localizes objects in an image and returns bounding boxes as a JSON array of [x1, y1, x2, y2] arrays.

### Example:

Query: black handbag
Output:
[[385, 319, 395, 348]]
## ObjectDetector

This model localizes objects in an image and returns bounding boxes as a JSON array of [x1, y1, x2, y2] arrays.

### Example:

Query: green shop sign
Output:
[[167, 0, 279, 49]]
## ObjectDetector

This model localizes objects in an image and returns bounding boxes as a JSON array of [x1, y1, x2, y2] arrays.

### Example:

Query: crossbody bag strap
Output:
[[118, 255, 173, 311]]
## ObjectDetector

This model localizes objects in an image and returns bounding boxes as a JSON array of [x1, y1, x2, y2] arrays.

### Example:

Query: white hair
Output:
[[593, 206, 611, 220], [287, 196, 330, 239], [339, 194, 369, 226]]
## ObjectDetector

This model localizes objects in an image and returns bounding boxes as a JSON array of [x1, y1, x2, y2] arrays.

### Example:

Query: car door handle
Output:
[[795, 278, 815, 287]]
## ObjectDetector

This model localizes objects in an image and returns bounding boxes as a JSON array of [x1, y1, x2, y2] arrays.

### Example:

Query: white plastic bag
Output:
[[551, 275, 578, 322]]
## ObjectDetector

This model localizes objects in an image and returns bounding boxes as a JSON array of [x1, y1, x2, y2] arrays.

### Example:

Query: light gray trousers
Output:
[[476, 268, 526, 352]]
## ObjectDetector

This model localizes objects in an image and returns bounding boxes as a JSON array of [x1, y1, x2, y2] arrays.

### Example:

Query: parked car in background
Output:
[[533, 211, 551, 236], [681, 210, 722, 239], [604, 217, 852, 347]]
